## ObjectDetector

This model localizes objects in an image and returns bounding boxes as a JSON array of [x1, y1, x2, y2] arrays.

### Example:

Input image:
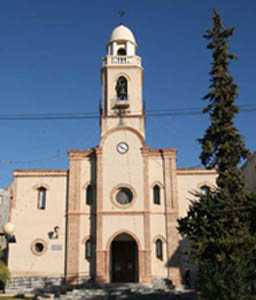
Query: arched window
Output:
[[155, 239, 163, 260], [117, 48, 126, 56], [37, 187, 47, 210], [200, 185, 210, 196], [86, 184, 93, 205], [115, 76, 128, 100], [85, 239, 92, 259], [153, 185, 161, 205]]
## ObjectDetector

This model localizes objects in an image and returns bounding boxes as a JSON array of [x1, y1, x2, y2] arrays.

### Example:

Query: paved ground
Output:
[[34, 284, 197, 300]]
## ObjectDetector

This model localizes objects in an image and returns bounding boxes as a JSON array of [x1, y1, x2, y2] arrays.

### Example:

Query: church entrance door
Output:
[[110, 233, 139, 283]]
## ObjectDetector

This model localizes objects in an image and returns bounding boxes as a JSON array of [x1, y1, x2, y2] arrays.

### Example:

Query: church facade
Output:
[[7, 25, 216, 288]]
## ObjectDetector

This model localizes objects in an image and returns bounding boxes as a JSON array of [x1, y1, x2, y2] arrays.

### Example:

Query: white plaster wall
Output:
[[101, 117, 145, 139], [106, 67, 143, 115], [79, 159, 93, 213], [78, 216, 91, 276], [101, 215, 144, 250], [148, 157, 165, 213], [150, 215, 168, 278], [101, 130, 144, 211], [177, 171, 217, 218], [78, 158, 94, 276], [8, 175, 67, 277]]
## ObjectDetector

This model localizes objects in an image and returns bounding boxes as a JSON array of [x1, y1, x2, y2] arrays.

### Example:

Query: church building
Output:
[[6, 25, 216, 289]]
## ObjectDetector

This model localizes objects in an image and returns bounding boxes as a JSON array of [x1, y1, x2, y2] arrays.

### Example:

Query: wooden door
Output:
[[111, 240, 138, 282]]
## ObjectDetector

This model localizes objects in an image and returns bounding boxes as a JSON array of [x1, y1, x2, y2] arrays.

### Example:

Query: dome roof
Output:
[[109, 25, 137, 45]]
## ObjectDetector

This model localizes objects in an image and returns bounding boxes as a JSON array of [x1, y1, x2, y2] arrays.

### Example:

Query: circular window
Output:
[[35, 242, 44, 253], [31, 239, 47, 256], [116, 188, 133, 205]]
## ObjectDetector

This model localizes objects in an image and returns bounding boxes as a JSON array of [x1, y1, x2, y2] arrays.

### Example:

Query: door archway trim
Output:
[[106, 230, 142, 251]]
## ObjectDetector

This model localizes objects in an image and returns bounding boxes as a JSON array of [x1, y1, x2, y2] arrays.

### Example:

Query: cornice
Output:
[[68, 148, 95, 160], [176, 168, 217, 175], [141, 146, 177, 157], [102, 65, 143, 71], [13, 169, 67, 177]]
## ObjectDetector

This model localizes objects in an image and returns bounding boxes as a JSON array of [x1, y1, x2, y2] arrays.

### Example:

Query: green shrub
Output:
[[0, 261, 10, 284]]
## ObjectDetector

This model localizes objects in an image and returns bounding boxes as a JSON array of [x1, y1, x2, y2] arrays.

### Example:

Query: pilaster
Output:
[[142, 150, 152, 282], [162, 150, 182, 287], [66, 158, 81, 283], [95, 147, 106, 282]]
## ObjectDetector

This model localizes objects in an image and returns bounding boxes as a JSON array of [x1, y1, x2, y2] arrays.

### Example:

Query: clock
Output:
[[116, 142, 129, 154]]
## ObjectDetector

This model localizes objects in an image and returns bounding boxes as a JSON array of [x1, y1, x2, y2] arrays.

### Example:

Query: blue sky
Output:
[[0, 0, 255, 187]]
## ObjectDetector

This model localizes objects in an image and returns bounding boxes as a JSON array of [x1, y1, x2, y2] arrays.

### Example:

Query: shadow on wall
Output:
[[166, 239, 197, 289], [89, 154, 97, 280]]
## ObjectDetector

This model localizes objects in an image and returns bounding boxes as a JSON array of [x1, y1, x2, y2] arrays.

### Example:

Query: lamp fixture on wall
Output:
[[3, 222, 16, 243], [48, 226, 60, 240]]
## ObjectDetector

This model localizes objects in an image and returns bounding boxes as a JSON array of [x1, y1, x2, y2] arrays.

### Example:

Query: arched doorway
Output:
[[110, 233, 139, 283]]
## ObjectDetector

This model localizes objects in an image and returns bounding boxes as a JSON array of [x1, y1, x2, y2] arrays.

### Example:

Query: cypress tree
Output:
[[178, 10, 256, 300]]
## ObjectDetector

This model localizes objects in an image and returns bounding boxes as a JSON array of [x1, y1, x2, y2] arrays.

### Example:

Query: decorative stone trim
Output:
[[32, 183, 50, 191], [152, 234, 167, 244], [114, 72, 131, 81], [150, 181, 164, 189], [110, 184, 136, 209], [31, 239, 47, 256], [105, 64, 143, 70], [106, 230, 142, 251], [66, 210, 178, 216]]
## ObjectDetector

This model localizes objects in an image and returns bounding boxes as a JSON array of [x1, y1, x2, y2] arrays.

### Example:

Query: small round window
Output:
[[35, 243, 44, 253], [116, 188, 133, 205], [31, 239, 47, 256]]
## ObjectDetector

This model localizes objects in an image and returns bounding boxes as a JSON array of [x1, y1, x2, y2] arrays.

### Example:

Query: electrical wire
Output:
[[0, 104, 255, 120]]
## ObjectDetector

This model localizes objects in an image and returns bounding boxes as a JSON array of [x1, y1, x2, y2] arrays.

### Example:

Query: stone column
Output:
[[162, 150, 182, 287]]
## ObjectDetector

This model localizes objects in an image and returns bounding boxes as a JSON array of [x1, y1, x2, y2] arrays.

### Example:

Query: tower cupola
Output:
[[107, 25, 137, 56]]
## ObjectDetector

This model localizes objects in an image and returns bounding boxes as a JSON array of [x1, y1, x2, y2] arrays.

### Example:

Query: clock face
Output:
[[117, 142, 129, 154]]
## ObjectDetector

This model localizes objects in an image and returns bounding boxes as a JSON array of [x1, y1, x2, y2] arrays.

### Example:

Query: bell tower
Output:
[[100, 25, 145, 139]]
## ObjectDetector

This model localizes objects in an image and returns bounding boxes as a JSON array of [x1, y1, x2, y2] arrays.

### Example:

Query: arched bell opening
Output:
[[115, 76, 128, 100], [117, 48, 127, 56], [110, 233, 139, 283]]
